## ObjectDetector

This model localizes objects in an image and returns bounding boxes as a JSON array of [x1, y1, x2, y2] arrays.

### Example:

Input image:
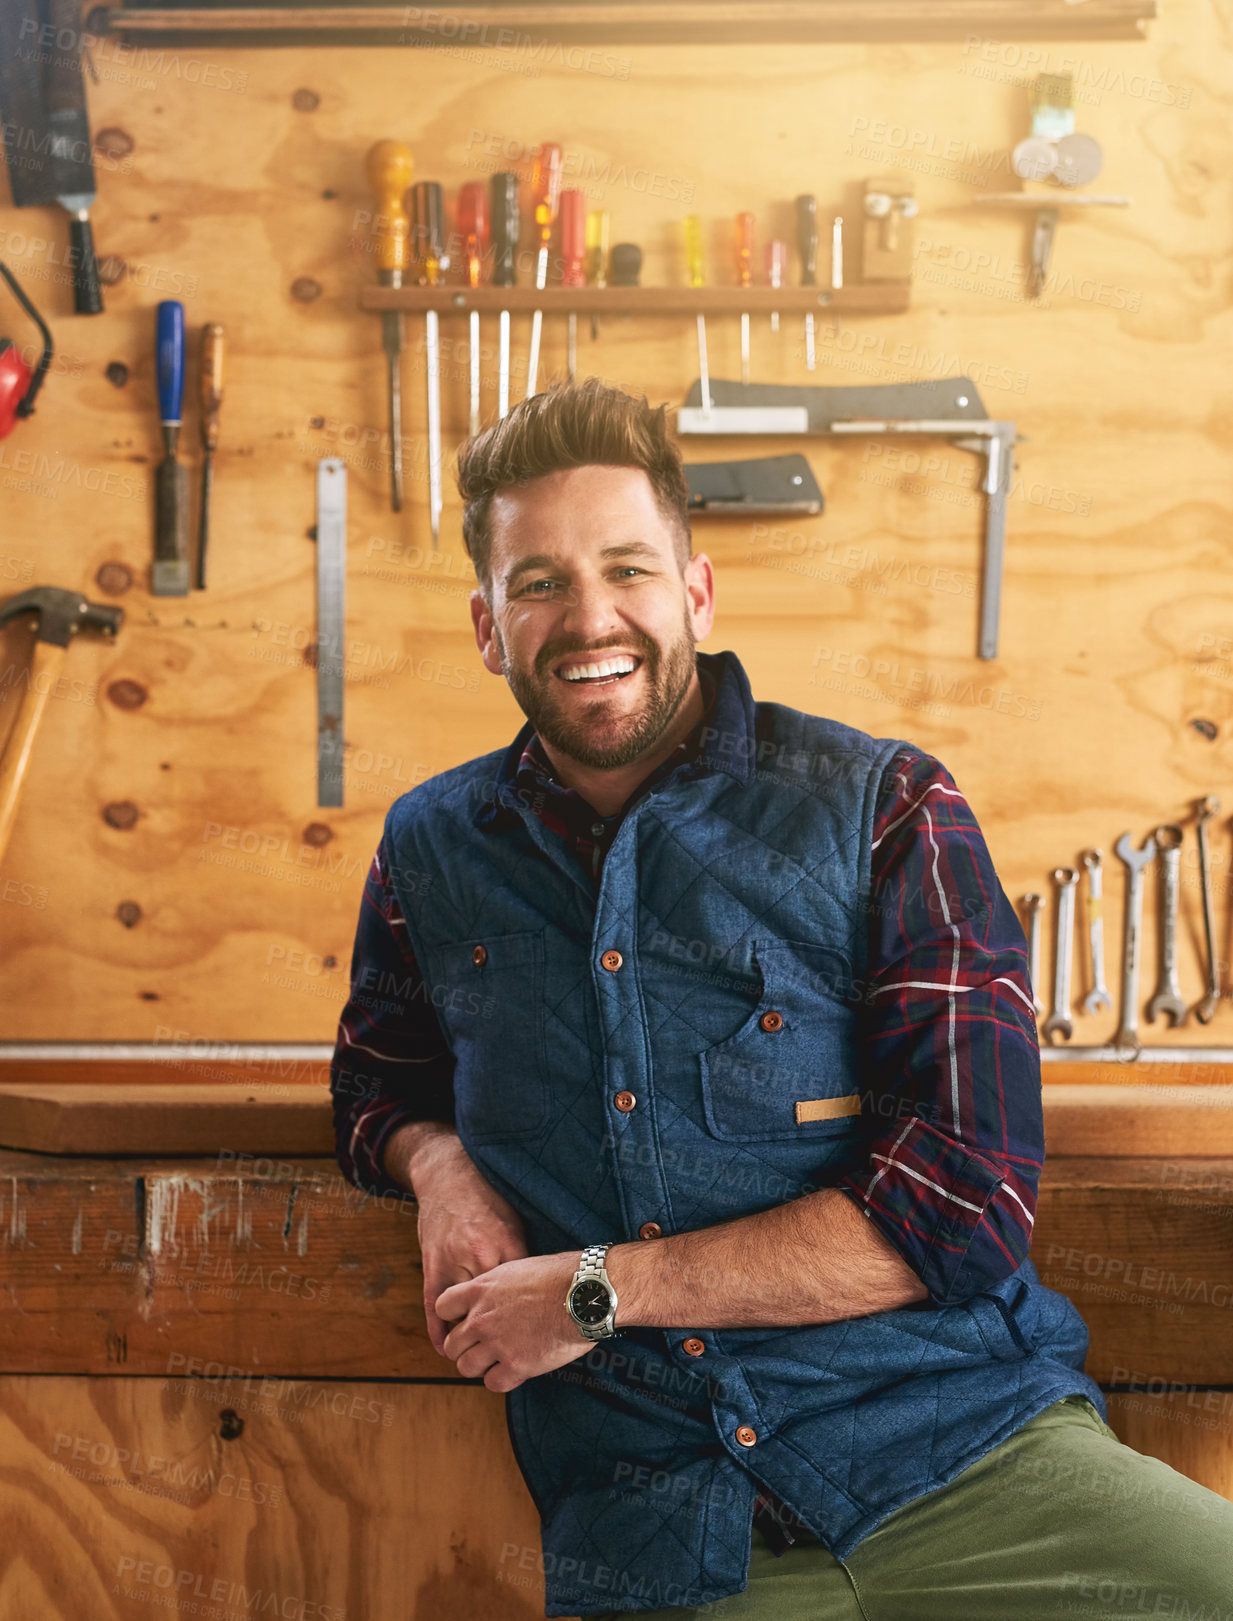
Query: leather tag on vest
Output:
[[795, 1094, 861, 1123]]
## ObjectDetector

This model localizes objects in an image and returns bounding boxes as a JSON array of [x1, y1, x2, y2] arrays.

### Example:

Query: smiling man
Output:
[[330, 380, 1233, 1620]]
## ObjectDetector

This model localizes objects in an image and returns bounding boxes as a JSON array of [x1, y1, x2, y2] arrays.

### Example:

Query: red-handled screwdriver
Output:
[[457, 181, 489, 437], [525, 141, 562, 398], [558, 188, 586, 382]]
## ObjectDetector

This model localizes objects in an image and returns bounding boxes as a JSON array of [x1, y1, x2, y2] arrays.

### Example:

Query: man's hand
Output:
[[383, 1122, 531, 1356], [436, 1252, 594, 1393]]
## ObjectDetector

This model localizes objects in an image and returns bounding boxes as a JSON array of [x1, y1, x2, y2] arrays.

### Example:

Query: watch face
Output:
[[570, 1280, 611, 1326]]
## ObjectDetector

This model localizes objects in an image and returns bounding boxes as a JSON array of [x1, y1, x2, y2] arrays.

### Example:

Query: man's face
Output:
[[470, 465, 715, 770]]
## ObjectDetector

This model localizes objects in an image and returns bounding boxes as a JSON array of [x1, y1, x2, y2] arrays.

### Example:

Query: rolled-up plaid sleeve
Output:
[[835, 747, 1043, 1307], [330, 832, 456, 1202]]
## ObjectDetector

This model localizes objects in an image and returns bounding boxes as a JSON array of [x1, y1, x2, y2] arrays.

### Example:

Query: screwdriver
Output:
[[457, 181, 489, 438], [490, 171, 519, 418], [364, 140, 413, 512], [766, 239, 787, 332], [735, 211, 754, 385], [585, 209, 609, 340], [411, 180, 444, 550], [525, 141, 562, 399], [152, 299, 189, 596], [684, 214, 711, 415], [196, 322, 224, 590], [795, 194, 818, 370], [558, 189, 586, 383]]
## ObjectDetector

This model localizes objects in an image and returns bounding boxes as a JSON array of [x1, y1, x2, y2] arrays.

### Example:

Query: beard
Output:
[[494, 604, 698, 771]]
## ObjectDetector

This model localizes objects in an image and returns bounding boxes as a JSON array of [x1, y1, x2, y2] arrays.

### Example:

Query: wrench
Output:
[[1114, 830, 1157, 1051], [1022, 893, 1045, 1016], [1146, 824, 1187, 1028], [1080, 849, 1113, 1017], [1195, 796, 1222, 1024], [1043, 868, 1079, 1044]]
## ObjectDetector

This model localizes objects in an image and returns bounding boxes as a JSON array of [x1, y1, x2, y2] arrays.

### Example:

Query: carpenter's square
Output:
[[316, 459, 346, 808], [676, 376, 1016, 661]]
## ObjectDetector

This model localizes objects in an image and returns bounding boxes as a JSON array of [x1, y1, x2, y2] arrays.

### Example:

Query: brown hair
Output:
[[455, 377, 692, 597]]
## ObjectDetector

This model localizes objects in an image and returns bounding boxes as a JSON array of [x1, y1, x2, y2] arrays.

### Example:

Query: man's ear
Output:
[[471, 589, 502, 675]]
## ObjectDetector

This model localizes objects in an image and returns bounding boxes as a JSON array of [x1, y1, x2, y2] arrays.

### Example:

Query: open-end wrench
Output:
[[1195, 796, 1222, 1024], [1114, 830, 1157, 1051], [1147, 824, 1187, 1028], [1043, 868, 1079, 1043], [1080, 849, 1113, 1017], [1022, 893, 1045, 1016]]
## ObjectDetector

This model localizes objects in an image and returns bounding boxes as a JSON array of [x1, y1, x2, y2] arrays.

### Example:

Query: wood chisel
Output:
[[365, 140, 413, 511], [411, 180, 444, 550], [316, 458, 346, 808], [525, 142, 562, 398], [152, 300, 189, 597], [196, 323, 224, 590], [491, 172, 519, 418], [457, 182, 489, 438]]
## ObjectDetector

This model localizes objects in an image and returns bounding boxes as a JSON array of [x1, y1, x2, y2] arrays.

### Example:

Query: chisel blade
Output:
[[153, 458, 189, 595]]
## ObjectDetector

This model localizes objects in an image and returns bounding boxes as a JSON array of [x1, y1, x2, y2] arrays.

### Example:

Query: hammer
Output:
[[0, 587, 124, 867]]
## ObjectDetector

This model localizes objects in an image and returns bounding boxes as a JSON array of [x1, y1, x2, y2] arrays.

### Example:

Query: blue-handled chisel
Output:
[[153, 300, 189, 596]]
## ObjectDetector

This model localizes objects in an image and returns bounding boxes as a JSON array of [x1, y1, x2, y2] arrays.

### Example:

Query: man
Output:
[[331, 380, 1233, 1619]]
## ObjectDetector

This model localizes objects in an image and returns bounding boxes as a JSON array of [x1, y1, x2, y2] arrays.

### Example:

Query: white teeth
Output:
[[560, 656, 638, 681]]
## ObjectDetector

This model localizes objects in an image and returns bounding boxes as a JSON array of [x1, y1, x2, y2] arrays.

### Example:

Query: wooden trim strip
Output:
[[95, 3, 1157, 43]]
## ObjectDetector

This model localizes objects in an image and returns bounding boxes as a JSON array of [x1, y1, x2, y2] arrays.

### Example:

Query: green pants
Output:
[[593, 1395, 1233, 1619]]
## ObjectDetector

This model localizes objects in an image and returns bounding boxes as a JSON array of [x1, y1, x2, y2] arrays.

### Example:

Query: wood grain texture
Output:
[[0, 10, 1227, 1063], [2, 1145, 1230, 1384], [0, 1081, 334, 1153], [0, 1374, 559, 1621]]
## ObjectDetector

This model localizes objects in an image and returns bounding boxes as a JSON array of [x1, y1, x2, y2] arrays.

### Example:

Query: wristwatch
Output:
[[564, 1243, 619, 1341]]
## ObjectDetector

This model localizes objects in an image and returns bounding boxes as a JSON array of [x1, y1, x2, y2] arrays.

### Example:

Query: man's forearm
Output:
[[604, 1187, 929, 1330], [381, 1119, 460, 1196]]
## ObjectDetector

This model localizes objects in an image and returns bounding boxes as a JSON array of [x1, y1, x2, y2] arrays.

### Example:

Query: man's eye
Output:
[[615, 567, 645, 578], [524, 578, 561, 593]]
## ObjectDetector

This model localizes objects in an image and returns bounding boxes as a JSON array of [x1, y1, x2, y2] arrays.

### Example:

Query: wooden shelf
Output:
[[92, 2, 1158, 44], [357, 284, 910, 316]]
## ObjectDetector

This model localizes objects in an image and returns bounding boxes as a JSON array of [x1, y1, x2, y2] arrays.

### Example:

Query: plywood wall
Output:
[[0, 3, 1230, 1044]]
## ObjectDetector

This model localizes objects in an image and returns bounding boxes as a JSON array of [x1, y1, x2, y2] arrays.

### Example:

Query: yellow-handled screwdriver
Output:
[[364, 140, 413, 512], [196, 322, 223, 589], [585, 208, 609, 340]]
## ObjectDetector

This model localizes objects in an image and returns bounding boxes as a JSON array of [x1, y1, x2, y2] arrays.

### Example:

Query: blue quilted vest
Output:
[[383, 648, 1104, 1616]]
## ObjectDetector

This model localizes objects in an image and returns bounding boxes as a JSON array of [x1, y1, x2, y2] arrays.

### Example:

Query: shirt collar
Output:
[[473, 647, 755, 831]]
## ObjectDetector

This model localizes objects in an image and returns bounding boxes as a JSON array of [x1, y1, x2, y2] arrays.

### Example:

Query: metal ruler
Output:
[[316, 458, 346, 806]]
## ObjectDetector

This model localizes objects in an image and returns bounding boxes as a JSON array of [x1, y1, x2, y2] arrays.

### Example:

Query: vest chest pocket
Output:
[[432, 930, 548, 1143], [699, 939, 865, 1144]]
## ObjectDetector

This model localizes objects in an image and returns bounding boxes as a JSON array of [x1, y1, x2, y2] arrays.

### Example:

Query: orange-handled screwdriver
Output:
[[364, 140, 413, 511]]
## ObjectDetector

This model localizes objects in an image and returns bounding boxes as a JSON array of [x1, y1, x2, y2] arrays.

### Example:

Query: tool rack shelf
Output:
[[94, 1, 1157, 44], [358, 285, 911, 316]]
